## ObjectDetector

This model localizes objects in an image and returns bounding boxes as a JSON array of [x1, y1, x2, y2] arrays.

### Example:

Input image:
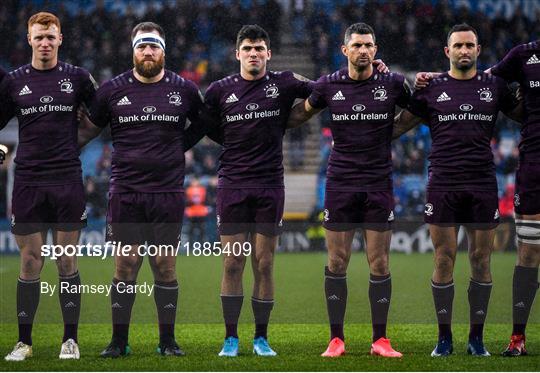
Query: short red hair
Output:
[[27, 12, 61, 33]]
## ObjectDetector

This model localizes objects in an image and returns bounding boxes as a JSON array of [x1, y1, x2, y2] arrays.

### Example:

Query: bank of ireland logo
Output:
[[372, 86, 387, 101], [59, 78, 73, 93], [352, 104, 366, 112], [265, 83, 279, 98], [246, 103, 259, 111], [143, 106, 156, 113], [514, 193, 520, 207], [478, 88, 492, 102], [424, 203, 434, 216], [323, 209, 330, 222], [167, 91, 182, 106]]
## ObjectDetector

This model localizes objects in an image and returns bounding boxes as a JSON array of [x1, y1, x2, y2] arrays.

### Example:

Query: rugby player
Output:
[[202, 25, 312, 357], [84, 22, 209, 358], [287, 23, 409, 358], [393, 24, 522, 357], [489, 41, 539, 357], [1, 12, 97, 361], [415, 39, 538, 358]]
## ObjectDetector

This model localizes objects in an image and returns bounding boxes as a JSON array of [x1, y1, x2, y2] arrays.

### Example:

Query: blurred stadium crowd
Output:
[[0, 0, 537, 241]]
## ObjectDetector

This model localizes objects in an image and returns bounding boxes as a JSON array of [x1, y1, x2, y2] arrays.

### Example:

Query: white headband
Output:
[[132, 32, 165, 50]]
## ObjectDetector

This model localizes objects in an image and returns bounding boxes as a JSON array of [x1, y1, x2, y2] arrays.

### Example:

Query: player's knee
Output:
[[20, 252, 43, 277], [256, 256, 274, 277], [517, 245, 540, 267], [434, 252, 455, 274], [369, 256, 388, 276], [55, 256, 77, 276], [223, 256, 245, 278], [328, 253, 349, 274], [469, 249, 491, 276], [152, 266, 176, 282], [115, 257, 140, 280]]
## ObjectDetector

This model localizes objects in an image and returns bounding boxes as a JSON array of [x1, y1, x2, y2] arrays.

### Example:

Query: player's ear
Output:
[[444, 46, 450, 59], [477, 44, 481, 57], [235, 49, 240, 61], [58, 33, 63, 46], [267, 49, 271, 60], [341, 45, 348, 58], [27, 33, 31, 46]]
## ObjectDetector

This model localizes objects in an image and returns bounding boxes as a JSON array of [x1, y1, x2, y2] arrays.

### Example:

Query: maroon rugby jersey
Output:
[[89, 70, 204, 193], [491, 40, 540, 161], [309, 69, 410, 191], [0, 61, 96, 184], [408, 72, 518, 191], [204, 71, 312, 188]]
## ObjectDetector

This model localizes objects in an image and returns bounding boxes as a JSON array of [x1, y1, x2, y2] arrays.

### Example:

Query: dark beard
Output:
[[455, 59, 475, 71], [134, 55, 164, 78]]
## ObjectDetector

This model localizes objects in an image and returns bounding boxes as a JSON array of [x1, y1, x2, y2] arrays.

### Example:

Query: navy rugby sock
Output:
[[512, 266, 539, 336], [369, 273, 391, 342], [325, 266, 347, 341], [153, 280, 179, 343], [252, 297, 274, 339], [221, 295, 243, 339], [111, 278, 136, 344], [431, 280, 454, 341], [468, 279, 492, 341], [17, 278, 40, 345], [59, 271, 81, 342]]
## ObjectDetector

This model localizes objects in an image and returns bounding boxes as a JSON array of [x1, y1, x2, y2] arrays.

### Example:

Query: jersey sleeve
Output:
[[395, 75, 412, 108], [307, 77, 328, 110], [498, 80, 520, 115], [407, 89, 429, 120], [78, 70, 98, 107], [490, 45, 523, 83], [184, 81, 224, 150], [290, 72, 313, 99], [88, 83, 112, 128]]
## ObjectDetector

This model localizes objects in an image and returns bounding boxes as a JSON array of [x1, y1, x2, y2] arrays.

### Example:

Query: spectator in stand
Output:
[[185, 178, 209, 243]]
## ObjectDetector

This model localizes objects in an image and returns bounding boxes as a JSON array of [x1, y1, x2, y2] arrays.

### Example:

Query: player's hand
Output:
[[77, 104, 90, 122], [373, 59, 389, 73], [414, 72, 434, 89], [0, 144, 8, 165]]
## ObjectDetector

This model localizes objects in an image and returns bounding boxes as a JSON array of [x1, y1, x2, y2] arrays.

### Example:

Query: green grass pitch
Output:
[[0, 252, 538, 371]]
